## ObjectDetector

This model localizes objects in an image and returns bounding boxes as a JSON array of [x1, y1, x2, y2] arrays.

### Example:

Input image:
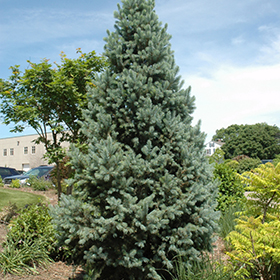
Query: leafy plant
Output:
[[273, 154, 280, 166], [226, 214, 280, 280], [7, 203, 56, 254], [10, 179, 21, 188], [235, 157, 261, 174], [0, 177, 4, 187], [27, 176, 54, 191], [225, 162, 280, 279], [213, 163, 245, 212]]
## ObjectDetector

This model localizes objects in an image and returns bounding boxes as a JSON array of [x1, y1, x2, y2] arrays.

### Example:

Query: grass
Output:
[[0, 188, 45, 211]]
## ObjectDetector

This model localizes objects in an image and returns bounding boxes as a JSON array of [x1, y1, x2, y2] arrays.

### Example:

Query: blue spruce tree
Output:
[[51, 0, 219, 279]]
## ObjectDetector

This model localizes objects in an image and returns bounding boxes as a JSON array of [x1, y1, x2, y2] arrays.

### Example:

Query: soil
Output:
[[0, 187, 227, 279]]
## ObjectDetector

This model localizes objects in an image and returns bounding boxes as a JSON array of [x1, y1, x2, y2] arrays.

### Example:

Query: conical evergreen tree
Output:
[[51, 0, 219, 279]]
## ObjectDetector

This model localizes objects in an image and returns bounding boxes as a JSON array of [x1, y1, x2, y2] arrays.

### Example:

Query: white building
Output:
[[0, 133, 69, 171], [205, 140, 224, 156]]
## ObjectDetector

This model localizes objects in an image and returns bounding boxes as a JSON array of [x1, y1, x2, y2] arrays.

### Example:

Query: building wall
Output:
[[0, 133, 69, 171], [205, 141, 224, 156]]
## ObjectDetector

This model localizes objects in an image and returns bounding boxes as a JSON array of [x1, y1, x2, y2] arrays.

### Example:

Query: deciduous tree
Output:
[[0, 49, 106, 198], [212, 123, 280, 160]]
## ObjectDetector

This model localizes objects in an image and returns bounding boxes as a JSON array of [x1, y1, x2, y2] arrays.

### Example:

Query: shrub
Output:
[[0, 203, 56, 275], [273, 154, 280, 166], [7, 203, 56, 255], [0, 177, 4, 187], [27, 176, 54, 191], [234, 157, 261, 174], [213, 163, 245, 212], [10, 179, 21, 188]]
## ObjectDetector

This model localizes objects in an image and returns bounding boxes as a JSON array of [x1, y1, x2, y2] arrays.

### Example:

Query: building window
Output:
[[10, 148, 14, 156], [24, 147, 28, 154], [209, 142, 215, 148], [32, 146, 36, 154], [206, 149, 211, 155], [3, 149, 7, 156]]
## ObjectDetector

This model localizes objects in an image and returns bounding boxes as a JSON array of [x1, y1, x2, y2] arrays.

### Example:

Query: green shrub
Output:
[[10, 179, 21, 188], [273, 154, 280, 166], [0, 203, 56, 275], [213, 163, 245, 212], [0, 177, 4, 187], [224, 159, 239, 171], [27, 176, 54, 191], [234, 157, 261, 174], [7, 203, 56, 255]]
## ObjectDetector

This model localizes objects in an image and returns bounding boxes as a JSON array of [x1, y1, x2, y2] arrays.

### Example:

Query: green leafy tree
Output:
[[212, 123, 280, 159], [51, 0, 219, 279], [0, 49, 106, 198]]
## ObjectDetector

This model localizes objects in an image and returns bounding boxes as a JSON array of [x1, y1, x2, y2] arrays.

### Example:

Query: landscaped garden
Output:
[[1, 0, 280, 279]]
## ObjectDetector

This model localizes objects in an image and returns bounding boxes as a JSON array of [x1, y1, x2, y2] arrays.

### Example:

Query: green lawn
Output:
[[0, 188, 45, 211]]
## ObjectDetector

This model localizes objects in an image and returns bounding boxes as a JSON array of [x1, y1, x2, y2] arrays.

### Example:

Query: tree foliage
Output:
[[212, 123, 280, 160], [0, 49, 106, 198], [51, 0, 219, 279]]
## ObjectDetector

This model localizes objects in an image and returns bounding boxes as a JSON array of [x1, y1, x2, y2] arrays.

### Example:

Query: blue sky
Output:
[[1, 0, 280, 142]]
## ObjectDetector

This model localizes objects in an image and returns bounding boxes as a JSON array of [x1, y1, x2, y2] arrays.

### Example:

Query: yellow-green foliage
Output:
[[239, 162, 280, 220], [225, 163, 280, 280], [0, 177, 4, 187], [226, 214, 280, 279], [10, 179, 21, 188]]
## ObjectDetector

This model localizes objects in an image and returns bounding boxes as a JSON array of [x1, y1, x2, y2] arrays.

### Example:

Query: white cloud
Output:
[[186, 63, 280, 141]]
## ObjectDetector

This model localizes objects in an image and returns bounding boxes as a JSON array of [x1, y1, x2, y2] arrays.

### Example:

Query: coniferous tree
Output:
[[51, 0, 219, 279]]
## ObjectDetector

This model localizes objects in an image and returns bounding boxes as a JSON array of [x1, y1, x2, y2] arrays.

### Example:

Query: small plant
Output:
[[0, 177, 4, 187], [10, 179, 21, 188], [0, 236, 51, 275], [218, 203, 243, 240], [172, 255, 234, 280], [27, 176, 54, 191], [7, 203, 56, 255]]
